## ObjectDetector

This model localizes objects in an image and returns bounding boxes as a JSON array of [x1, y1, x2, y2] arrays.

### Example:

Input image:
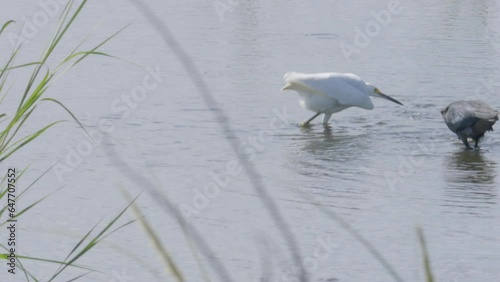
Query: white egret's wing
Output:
[[283, 72, 373, 108]]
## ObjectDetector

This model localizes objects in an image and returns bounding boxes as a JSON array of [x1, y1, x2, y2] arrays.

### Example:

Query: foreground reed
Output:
[[0, 1, 134, 280]]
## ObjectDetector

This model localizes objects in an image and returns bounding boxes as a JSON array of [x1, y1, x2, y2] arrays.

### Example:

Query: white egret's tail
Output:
[[281, 72, 298, 91], [281, 72, 325, 95]]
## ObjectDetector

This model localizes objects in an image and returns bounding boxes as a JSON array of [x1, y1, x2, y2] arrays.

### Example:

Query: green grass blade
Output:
[[9, 190, 54, 220], [122, 189, 184, 281], [0, 254, 93, 272], [0, 61, 44, 72], [44, 0, 85, 62], [0, 121, 61, 163], [58, 222, 100, 272], [134, 204, 184, 281], [62, 51, 115, 67], [0, 20, 15, 35], [52, 23, 129, 78], [0, 166, 27, 197], [70, 23, 129, 67], [0, 165, 55, 221], [46, 0, 73, 50], [1, 105, 38, 153], [301, 192, 404, 282], [12, 256, 35, 281], [48, 198, 136, 281], [17, 0, 83, 111], [103, 141, 224, 282], [100, 218, 140, 242], [417, 227, 434, 282], [66, 271, 93, 282], [8, 164, 51, 203], [17, 69, 50, 116], [0, 46, 20, 81], [41, 97, 91, 138]]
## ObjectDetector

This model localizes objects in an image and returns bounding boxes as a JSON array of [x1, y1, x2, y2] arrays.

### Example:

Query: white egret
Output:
[[441, 100, 498, 150], [281, 72, 403, 126]]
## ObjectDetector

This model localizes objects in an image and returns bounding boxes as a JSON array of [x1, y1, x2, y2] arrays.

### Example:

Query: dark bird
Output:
[[441, 100, 498, 149]]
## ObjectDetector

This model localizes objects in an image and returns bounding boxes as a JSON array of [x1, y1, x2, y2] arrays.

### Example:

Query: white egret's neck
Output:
[[365, 82, 378, 97]]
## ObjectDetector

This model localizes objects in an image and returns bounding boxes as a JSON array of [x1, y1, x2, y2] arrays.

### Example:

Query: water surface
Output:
[[1, 1, 500, 281]]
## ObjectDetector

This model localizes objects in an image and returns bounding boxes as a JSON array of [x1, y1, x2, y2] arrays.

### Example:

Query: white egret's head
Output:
[[366, 83, 403, 106]]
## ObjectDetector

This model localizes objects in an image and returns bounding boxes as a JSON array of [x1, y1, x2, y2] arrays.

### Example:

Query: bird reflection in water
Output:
[[298, 124, 359, 158], [292, 124, 372, 197], [295, 124, 370, 173], [443, 150, 497, 212]]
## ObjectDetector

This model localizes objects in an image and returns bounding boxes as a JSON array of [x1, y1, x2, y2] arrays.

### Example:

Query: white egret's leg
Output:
[[322, 113, 332, 124], [300, 112, 321, 127]]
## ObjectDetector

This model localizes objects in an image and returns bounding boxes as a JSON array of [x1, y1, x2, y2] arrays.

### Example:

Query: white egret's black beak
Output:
[[377, 91, 403, 106]]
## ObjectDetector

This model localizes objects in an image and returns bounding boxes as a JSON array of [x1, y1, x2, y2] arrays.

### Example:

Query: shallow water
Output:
[[1, 0, 500, 281]]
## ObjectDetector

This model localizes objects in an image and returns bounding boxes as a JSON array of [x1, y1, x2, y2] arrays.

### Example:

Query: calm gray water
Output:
[[2, 1, 500, 281]]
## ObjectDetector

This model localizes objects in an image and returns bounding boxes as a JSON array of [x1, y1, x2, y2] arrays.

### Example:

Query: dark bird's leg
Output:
[[474, 138, 480, 150], [300, 112, 321, 127], [473, 133, 485, 149], [460, 136, 473, 150]]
